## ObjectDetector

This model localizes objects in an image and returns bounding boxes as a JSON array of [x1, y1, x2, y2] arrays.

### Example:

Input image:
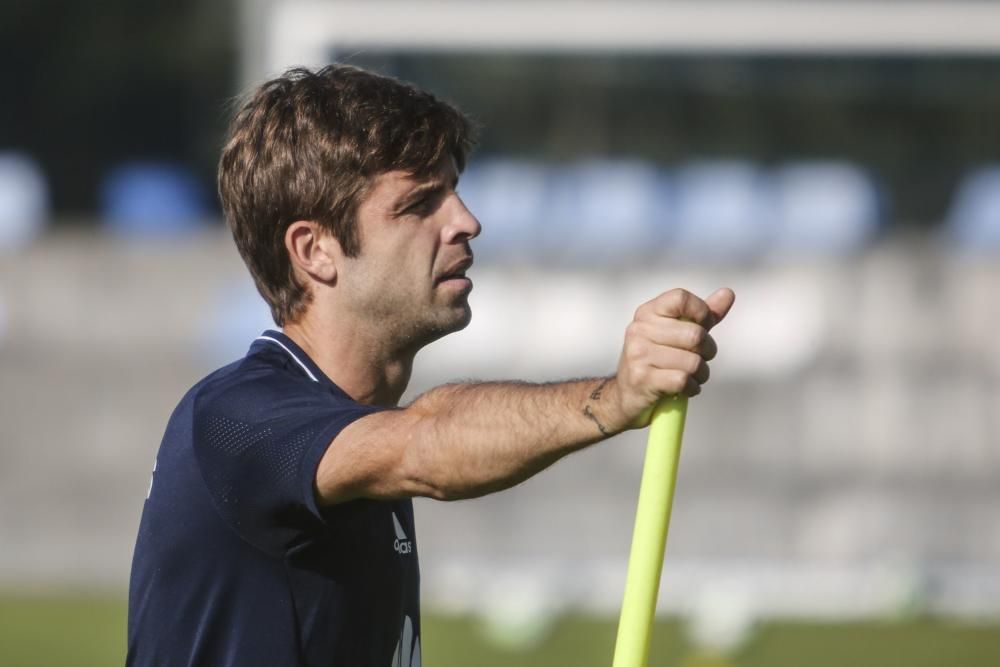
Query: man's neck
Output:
[[282, 316, 414, 407]]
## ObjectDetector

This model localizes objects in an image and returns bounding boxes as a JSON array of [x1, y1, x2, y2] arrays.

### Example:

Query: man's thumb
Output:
[[705, 288, 736, 328]]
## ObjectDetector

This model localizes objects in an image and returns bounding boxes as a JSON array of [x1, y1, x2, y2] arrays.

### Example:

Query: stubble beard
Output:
[[363, 289, 472, 356]]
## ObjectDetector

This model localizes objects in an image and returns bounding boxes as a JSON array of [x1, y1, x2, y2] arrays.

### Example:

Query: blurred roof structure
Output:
[[244, 0, 1000, 85]]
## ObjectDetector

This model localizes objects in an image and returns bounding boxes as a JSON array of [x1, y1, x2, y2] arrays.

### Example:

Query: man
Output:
[[127, 64, 735, 666]]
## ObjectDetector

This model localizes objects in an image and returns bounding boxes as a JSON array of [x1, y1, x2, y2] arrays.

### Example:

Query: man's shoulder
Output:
[[188, 354, 320, 418], [185, 346, 363, 432]]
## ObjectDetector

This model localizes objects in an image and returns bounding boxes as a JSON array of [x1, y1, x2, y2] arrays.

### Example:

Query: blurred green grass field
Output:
[[2, 593, 998, 666]]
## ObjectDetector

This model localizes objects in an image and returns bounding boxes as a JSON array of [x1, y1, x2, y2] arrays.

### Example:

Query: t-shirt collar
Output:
[[251, 330, 331, 386]]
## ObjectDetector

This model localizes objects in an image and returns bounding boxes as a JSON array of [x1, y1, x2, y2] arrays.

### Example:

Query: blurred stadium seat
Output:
[[458, 158, 549, 261], [945, 165, 1000, 251], [0, 151, 50, 251], [541, 160, 671, 263], [770, 161, 882, 256], [99, 162, 210, 237], [670, 160, 772, 261]]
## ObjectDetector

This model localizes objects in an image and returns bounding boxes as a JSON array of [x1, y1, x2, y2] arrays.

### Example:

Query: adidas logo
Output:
[[392, 512, 413, 555]]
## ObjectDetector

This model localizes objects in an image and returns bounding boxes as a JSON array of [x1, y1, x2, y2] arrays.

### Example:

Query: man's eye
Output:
[[407, 198, 430, 214], [406, 193, 444, 216]]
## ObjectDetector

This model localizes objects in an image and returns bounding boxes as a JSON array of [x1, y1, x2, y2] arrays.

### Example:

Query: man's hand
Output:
[[589, 288, 736, 433]]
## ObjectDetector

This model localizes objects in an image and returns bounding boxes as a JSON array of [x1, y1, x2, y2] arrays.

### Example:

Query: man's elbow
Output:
[[398, 450, 487, 502], [398, 462, 466, 502]]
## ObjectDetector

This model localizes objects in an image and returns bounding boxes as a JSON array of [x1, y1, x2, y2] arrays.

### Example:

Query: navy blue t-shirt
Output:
[[128, 331, 422, 667]]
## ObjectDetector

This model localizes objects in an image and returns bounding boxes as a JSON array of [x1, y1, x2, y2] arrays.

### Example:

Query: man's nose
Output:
[[443, 196, 481, 243]]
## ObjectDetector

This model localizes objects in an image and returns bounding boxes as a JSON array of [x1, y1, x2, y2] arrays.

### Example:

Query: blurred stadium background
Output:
[[2, 0, 1000, 664]]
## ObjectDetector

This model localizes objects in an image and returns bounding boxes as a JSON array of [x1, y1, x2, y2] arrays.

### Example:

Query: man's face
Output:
[[338, 157, 481, 351]]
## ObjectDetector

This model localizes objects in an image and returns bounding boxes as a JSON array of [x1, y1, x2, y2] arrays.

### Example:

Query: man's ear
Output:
[[285, 220, 338, 284]]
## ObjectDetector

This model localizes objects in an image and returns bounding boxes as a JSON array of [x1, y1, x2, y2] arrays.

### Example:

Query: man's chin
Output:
[[420, 304, 472, 346], [439, 303, 472, 335], [453, 300, 473, 329], [438, 299, 472, 338]]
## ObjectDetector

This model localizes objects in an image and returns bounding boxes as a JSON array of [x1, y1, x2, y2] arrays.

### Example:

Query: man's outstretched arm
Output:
[[315, 287, 735, 505]]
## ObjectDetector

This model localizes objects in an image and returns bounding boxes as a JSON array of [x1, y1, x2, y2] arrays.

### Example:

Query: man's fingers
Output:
[[699, 332, 718, 361], [704, 288, 736, 328], [646, 368, 702, 398], [644, 289, 712, 326], [632, 321, 718, 359], [645, 347, 710, 385], [643, 287, 735, 330]]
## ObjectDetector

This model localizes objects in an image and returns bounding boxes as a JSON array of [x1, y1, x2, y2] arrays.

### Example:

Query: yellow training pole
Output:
[[612, 396, 689, 667]]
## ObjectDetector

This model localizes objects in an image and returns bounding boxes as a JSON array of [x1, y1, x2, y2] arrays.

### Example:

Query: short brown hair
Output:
[[218, 65, 476, 326]]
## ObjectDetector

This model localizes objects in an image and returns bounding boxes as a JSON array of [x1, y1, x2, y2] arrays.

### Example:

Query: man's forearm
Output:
[[399, 377, 621, 500], [315, 287, 734, 505]]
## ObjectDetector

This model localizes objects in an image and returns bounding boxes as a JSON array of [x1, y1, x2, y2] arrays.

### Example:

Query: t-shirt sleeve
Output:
[[191, 376, 384, 556]]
